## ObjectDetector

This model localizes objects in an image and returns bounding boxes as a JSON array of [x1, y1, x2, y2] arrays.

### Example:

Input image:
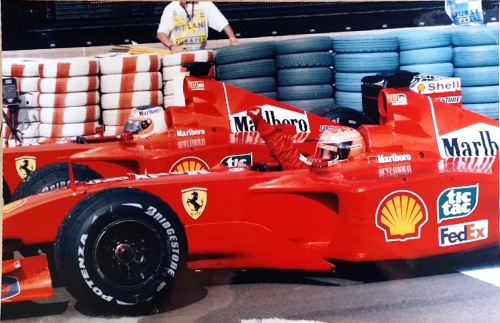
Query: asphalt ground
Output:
[[2, 251, 500, 323]]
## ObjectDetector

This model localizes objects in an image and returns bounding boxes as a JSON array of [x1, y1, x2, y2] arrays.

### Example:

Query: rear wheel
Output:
[[54, 188, 187, 311], [11, 162, 102, 200]]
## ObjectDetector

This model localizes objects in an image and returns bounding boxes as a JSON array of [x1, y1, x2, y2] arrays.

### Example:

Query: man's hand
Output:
[[172, 45, 186, 53], [247, 107, 263, 123], [229, 39, 241, 46]]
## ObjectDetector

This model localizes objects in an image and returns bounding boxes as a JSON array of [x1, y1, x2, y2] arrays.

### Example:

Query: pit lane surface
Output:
[[3, 258, 500, 323]]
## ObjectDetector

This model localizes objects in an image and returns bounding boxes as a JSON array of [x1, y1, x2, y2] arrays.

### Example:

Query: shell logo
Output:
[[375, 190, 428, 242], [169, 156, 209, 173]]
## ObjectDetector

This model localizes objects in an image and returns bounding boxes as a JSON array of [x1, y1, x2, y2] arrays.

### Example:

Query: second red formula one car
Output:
[[3, 81, 498, 309]]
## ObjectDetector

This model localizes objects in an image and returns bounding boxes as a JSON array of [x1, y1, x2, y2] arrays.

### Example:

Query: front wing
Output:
[[1, 255, 53, 303]]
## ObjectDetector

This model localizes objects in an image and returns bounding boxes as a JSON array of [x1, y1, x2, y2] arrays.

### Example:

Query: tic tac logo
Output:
[[220, 153, 253, 167], [390, 94, 407, 106], [1, 276, 20, 301], [230, 104, 310, 133], [375, 190, 428, 242], [437, 184, 478, 223], [182, 187, 207, 220], [438, 123, 499, 158], [439, 220, 488, 247], [15, 156, 36, 179]]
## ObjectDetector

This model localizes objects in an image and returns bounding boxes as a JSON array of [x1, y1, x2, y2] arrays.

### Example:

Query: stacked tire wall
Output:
[[37, 57, 101, 141], [332, 34, 399, 111], [275, 36, 335, 111], [451, 24, 499, 119], [97, 54, 163, 136], [215, 42, 277, 99], [395, 29, 454, 77]]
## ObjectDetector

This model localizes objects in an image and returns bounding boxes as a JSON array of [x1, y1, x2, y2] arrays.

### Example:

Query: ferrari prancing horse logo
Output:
[[15, 156, 36, 179], [182, 187, 207, 220]]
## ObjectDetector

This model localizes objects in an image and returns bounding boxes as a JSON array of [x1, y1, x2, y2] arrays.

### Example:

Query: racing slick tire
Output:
[[3, 177, 12, 204], [214, 42, 275, 65], [332, 34, 399, 53], [274, 36, 332, 55], [399, 63, 454, 78], [54, 188, 187, 311], [277, 67, 333, 86], [11, 162, 102, 200], [334, 52, 399, 73], [311, 105, 373, 128]]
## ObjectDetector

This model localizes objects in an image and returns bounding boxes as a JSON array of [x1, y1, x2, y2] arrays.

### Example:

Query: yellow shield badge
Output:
[[15, 156, 36, 179], [182, 187, 207, 220]]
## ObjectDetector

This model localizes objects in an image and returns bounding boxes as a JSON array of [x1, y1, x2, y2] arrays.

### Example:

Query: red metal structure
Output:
[[2, 84, 498, 308]]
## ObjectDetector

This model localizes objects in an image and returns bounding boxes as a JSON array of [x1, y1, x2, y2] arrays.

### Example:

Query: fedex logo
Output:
[[438, 220, 488, 247]]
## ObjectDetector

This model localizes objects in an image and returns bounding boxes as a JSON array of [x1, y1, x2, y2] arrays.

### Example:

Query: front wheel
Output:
[[11, 162, 102, 200], [54, 188, 187, 311]]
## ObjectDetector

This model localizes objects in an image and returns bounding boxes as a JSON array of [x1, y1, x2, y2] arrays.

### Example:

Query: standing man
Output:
[[157, 1, 240, 52]]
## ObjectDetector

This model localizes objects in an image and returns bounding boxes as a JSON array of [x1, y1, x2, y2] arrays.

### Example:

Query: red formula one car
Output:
[[3, 82, 498, 309], [4, 64, 341, 203]]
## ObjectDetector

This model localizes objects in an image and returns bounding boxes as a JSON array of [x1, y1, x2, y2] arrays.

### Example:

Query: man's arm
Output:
[[157, 32, 173, 49], [223, 25, 240, 46]]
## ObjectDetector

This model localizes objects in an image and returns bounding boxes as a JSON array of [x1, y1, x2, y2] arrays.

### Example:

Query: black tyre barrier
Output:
[[277, 84, 334, 101], [453, 45, 500, 68], [223, 77, 276, 93], [450, 25, 499, 47], [334, 91, 363, 111], [216, 59, 276, 80], [334, 52, 399, 73], [214, 42, 275, 65], [454, 66, 499, 87], [395, 29, 451, 51], [462, 103, 499, 119], [281, 98, 336, 111], [275, 52, 333, 69], [275, 36, 332, 55], [399, 63, 455, 77], [332, 34, 399, 53], [461, 85, 499, 104], [399, 46, 453, 66], [277, 67, 333, 86]]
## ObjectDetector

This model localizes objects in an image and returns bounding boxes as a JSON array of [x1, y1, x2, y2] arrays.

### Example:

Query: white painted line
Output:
[[461, 265, 500, 288]]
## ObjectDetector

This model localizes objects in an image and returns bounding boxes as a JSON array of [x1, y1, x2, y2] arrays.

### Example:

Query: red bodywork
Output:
[[3, 76, 332, 199], [3, 87, 499, 303]]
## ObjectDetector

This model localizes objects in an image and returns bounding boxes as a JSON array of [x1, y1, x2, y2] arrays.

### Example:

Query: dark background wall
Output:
[[2, 1, 499, 50]]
